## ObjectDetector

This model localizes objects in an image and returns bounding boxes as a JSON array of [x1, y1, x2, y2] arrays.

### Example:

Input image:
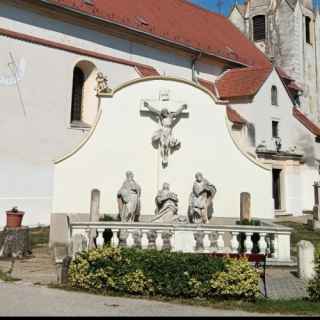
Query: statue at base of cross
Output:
[[188, 172, 217, 224]]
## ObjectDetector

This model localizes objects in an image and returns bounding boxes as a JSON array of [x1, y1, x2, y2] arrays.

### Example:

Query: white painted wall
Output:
[[0, 1, 223, 226], [53, 78, 273, 219], [231, 69, 320, 214]]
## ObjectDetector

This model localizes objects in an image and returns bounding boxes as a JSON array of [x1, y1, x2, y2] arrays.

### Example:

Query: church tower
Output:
[[229, 0, 320, 122]]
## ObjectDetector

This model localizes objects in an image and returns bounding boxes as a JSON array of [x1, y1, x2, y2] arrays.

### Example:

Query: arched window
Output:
[[271, 85, 278, 106], [71, 66, 85, 123], [253, 15, 266, 41], [70, 61, 97, 127]]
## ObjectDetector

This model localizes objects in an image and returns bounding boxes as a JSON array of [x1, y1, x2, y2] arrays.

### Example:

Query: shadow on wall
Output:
[[296, 133, 316, 167], [247, 122, 256, 147]]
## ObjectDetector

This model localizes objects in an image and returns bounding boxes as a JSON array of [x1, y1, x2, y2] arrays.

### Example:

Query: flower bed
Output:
[[68, 246, 260, 300]]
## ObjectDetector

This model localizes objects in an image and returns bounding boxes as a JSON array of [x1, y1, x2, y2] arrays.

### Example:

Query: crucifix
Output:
[[141, 89, 189, 170]]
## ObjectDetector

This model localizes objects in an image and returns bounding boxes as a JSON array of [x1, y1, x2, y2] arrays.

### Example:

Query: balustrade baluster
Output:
[[245, 232, 253, 254], [231, 232, 240, 253], [141, 230, 149, 249], [203, 231, 211, 253], [96, 228, 105, 248], [155, 231, 163, 251], [127, 229, 135, 248], [217, 231, 225, 253], [111, 229, 119, 248], [258, 232, 267, 255]]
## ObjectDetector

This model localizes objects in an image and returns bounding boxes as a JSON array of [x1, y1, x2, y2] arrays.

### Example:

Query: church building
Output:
[[1, 0, 320, 226]]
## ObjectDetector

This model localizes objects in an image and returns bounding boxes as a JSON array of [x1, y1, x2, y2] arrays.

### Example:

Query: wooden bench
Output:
[[208, 253, 268, 298]]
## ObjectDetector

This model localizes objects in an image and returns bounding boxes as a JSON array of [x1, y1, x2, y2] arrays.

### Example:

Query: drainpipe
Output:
[[191, 52, 202, 83]]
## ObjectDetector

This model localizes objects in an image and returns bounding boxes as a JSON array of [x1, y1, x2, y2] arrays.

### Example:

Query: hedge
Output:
[[68, 246, 260, 300], [308, 249, 320, 301]]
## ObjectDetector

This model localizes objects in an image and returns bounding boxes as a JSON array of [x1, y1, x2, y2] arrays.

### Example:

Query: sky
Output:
[[190, 0, 245, 16]]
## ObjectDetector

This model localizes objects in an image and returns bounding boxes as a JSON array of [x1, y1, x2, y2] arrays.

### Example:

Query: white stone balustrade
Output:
[[70, 221, 292, 263]]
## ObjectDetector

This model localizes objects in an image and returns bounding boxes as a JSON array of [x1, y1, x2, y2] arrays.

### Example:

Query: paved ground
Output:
[[0, 245, 56, 285], [0, 281, 282, 317], [264, 268, 308, 300]]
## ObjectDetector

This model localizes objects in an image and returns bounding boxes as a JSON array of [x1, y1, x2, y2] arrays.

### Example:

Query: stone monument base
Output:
[[0, 227, 32, 258]]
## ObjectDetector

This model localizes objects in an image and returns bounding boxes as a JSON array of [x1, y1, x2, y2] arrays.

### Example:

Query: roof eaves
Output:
[[37, 0, 249, 67], [293, 107, 320, 137]]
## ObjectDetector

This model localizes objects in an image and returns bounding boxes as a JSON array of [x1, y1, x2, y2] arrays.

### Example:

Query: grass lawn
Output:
[[274, 221, 320, 256], [30, 226, 50, 248]]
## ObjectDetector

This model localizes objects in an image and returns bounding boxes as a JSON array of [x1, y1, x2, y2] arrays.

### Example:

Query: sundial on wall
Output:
[[0, 56, 26, 86]]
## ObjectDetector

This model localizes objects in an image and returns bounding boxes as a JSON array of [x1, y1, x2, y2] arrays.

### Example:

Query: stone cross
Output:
[[141, 89, 189, 189]]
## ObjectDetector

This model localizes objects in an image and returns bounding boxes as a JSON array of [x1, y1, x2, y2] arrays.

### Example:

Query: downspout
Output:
[[191, 52, 202, 83]]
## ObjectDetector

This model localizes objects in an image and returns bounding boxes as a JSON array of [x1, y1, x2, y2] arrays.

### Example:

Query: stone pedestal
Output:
[[0, 227, 32, 258], [240, 192, 251, 221], [297, 240, 315, 281], [56, 256, 72, 284]]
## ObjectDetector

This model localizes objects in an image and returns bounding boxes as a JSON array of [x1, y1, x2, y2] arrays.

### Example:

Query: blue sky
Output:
[[190, 0, 245, 16]]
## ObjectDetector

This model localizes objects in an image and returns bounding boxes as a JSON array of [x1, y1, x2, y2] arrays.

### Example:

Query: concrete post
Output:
[[297, 240, 315, 281], [89, 189, 101, 249], [240, 192, 251, 221]]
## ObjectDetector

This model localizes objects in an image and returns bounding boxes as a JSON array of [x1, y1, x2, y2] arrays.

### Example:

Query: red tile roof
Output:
[[215, 67, 272, 100], [288, 82, 303, 92], [44, 0, 271, 68], [275, 66, 293, 81], [226, 106, 247, 125], [135, 65, 160, 77], [198, 78, 217, 96], [293, 107, 320, 137]]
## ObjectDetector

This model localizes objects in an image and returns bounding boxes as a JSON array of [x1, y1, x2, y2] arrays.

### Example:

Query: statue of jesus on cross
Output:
[[143, 100, 188, 166]]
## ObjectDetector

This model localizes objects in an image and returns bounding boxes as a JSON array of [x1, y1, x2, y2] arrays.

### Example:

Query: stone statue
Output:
[[188, 172, 216, 224], [95, 72, 111, 94], [152, 183, 178, 223], [143, 101, 187, 166], [117, 171, 141, 222]]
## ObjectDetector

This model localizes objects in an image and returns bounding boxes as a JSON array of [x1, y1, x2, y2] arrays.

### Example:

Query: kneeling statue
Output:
[[188, 172, 216, 224], [117, 171, 141, 222], [152, 183, 178, 223]]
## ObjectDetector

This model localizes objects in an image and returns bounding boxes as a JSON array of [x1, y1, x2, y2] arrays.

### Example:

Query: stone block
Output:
[[297, 240, 315, 281], [49, 214, 70, 248], [0, 227, 32, 258], [240, 192, 251, 221], [56, 256, 72, 284]]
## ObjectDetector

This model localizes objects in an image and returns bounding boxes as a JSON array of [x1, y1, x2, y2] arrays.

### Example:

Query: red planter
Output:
[[6, 211, 25, 228]]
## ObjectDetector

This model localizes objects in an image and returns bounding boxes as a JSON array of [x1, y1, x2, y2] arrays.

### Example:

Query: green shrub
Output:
[[208, 256, 260, 301], [68, 246, 225, 297], [307, 249, 320, 302], [68, 246, 260, 300]]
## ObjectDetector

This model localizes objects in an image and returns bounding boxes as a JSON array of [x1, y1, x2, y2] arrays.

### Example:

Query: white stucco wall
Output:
[[231, 69, 320, 214], [0, 1, 224, 226], [53, 78, 273, 220]]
